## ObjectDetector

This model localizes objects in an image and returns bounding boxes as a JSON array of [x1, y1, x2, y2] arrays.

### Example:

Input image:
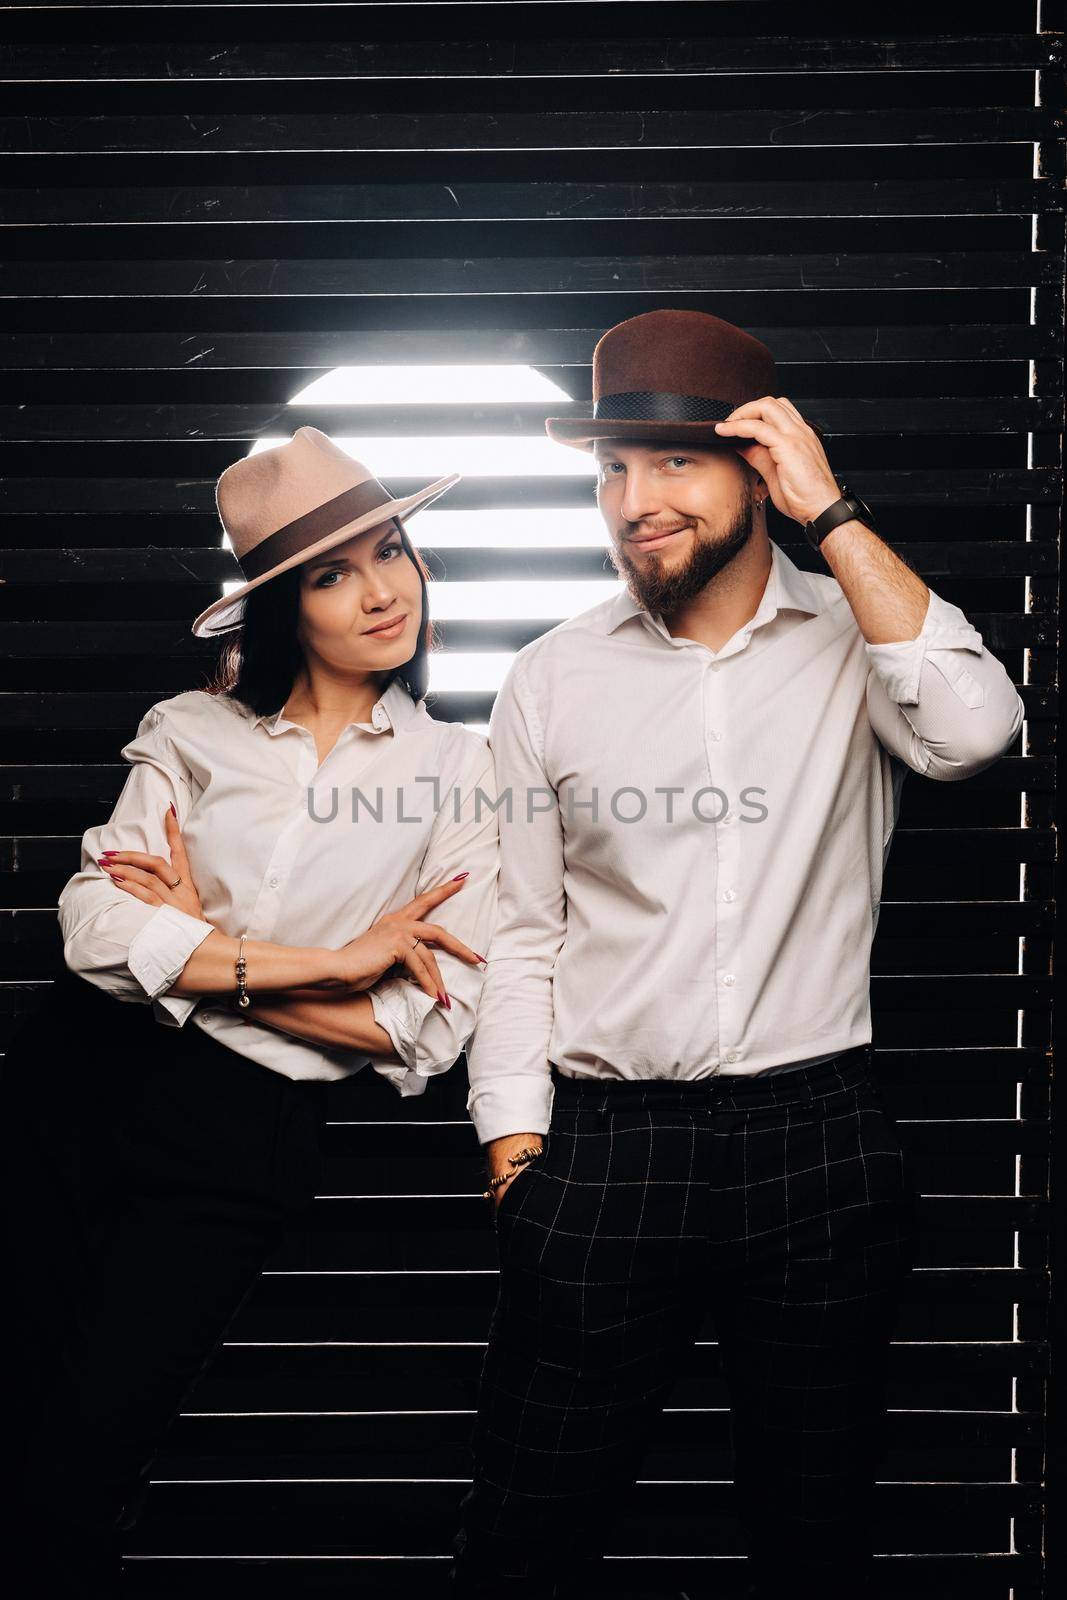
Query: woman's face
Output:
[[295, 518, 425, 671]]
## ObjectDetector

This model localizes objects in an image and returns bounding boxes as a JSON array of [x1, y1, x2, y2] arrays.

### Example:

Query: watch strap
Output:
[[805, 484, 870, 551]]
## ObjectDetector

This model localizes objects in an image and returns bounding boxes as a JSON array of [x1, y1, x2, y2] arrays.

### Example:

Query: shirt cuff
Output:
[[368, 978, 442, 1096], [864, 588, 983, 706], [127, 903, 217, 1011], [466, 1072, 556, 1146], [151, 992, 202, 1029]]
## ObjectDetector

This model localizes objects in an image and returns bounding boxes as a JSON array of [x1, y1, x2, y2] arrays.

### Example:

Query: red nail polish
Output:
[[168, 803, 177, 818], [436, 991, 446, 1006], [452, 872, 469, 881]]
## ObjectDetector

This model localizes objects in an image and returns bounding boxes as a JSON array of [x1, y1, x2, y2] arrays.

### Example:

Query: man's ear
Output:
[[741, 460, 764, 496]]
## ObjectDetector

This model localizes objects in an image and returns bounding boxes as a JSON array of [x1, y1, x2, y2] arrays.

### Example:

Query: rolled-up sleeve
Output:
[[368, 737, 500, 1098], [865, 587, 1025, 780], [57, 705, 216, 1026], [464, 657, 563, 1145]]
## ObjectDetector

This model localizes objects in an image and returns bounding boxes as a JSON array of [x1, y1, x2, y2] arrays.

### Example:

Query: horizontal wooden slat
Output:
[[115, 1553, 1042, 1600], [125, 1480, 1039, 1552], [120, 1478, 1036, 1557], [3, 252, 1061, 299], [231, 1336, 1049, 1377], [265, 1195, 1049, 1272], [0, 613, 1049, 657], [1, 324, 1058, 367], [0, 692, 484, 732], [199, 1335, 1051, 1393], [223, 1267, 1052, 1348], [0, 541, 1052, 586], [115, 1552, 1040, 1598], [0, 902, 1050, 946], [0, 762, 1035, 803], [1, 827, 1054, 874], [884, 825, 1057, 861], [873, 902, 1051, 936], [0, 983, 1047, 1088], [4, 34, 1061, 81], [123, 1484, 1036, 1574], [158, 1402, 1043, 1454], [5, 179, 1063, 226], [0, 688, 1050, 737], [1, 396, 1056, 439], [310, 1122, 1050, 1196], [138, 1479, 1039, 1524], [0, 1018, 1044, 1095], [308, 1165, 1036, 1215], [2, 108, 1057, 154], [314, 1115, 1049, 1169], [0, 928, 1053, 1009], [1, 470, 1058, 513], [0, 758, 1044, 802]]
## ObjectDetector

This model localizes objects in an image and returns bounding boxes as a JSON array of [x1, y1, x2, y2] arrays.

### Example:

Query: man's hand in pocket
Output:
[[485, 1132, 544, 1208]]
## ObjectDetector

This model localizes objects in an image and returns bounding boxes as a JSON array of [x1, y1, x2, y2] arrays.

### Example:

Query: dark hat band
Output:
[[593, 391, 736, 424], [239, 478, 396, 581]]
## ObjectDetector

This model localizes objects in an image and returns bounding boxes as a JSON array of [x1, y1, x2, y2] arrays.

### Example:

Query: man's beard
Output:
[[610, 482, 756, 618]]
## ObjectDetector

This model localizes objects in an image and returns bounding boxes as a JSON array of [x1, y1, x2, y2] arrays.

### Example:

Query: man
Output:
[[452, 309, 1024, 1599]]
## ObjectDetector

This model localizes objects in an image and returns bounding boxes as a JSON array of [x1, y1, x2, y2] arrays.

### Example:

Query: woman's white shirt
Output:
[[57, 677, 500, 1095]]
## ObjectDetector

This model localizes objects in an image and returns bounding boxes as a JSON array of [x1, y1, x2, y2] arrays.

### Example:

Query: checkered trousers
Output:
[[452, 1045, 920, 1599]]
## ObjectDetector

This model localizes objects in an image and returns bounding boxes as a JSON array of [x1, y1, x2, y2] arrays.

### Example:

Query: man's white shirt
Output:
[[465, 538, 1025, 1144]]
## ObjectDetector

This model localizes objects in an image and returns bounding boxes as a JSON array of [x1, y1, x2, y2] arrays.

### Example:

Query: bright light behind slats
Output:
[[291, 365, 572, 404], [250, 433, 595, 477], [427, 580, 618, 619], [401, 509, 608, 548], [425, 652, 515, 693], [228, 366, 619, 718]]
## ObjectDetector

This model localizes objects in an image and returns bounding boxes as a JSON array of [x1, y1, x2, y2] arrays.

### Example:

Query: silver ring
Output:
[[169, 875, 182, 890], [411, 936, 422, 949]]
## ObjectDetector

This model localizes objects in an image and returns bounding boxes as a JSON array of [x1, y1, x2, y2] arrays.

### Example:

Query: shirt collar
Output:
[[602, 538, 822, 638], [251, 674, 422, 738]]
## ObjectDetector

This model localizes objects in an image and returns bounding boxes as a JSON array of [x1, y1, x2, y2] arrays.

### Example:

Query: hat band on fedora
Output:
[[239, 479, 396, 582], [593, 391, 735, 424]]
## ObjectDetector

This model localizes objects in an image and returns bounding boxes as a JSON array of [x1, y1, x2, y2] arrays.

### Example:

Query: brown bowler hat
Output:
[[545, 309, 824, 451], [192, 426, 459, 637]]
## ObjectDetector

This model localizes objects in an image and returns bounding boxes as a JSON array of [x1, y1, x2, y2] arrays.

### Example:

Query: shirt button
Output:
[[722, 973, 736, 986], [726, 1050, 739, 1063], [723, 888, 737, 902], [268, 876, 279, 889], [709, 729, 722, 741]]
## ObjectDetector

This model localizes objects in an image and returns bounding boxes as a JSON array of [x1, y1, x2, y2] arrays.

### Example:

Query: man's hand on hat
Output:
[[713, 396, 841, 528]]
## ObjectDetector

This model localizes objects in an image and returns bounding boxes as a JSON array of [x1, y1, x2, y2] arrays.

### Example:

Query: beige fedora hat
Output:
[[192, 425, 460, 637]]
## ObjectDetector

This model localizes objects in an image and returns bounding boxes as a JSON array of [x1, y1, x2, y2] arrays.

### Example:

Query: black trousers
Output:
[[452, 1045, 920, 1600], [2, 973, 327, 1591]]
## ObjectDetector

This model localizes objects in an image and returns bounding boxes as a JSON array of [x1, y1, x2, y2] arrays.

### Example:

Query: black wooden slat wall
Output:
[[1, 2, 1064, 1595]]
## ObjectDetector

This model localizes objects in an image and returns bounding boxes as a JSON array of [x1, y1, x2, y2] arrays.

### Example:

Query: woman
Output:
[[5, 426, 499, 1590]]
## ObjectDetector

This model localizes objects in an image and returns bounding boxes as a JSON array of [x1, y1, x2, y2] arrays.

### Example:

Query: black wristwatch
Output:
[[803, 482, 877, 552]]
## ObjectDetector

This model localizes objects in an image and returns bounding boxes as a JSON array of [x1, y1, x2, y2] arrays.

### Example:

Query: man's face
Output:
[[593, 438, 758, 615]]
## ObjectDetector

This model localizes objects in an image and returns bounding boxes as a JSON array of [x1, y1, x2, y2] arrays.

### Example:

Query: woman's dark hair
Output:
[[208, 516, 436, 715]]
